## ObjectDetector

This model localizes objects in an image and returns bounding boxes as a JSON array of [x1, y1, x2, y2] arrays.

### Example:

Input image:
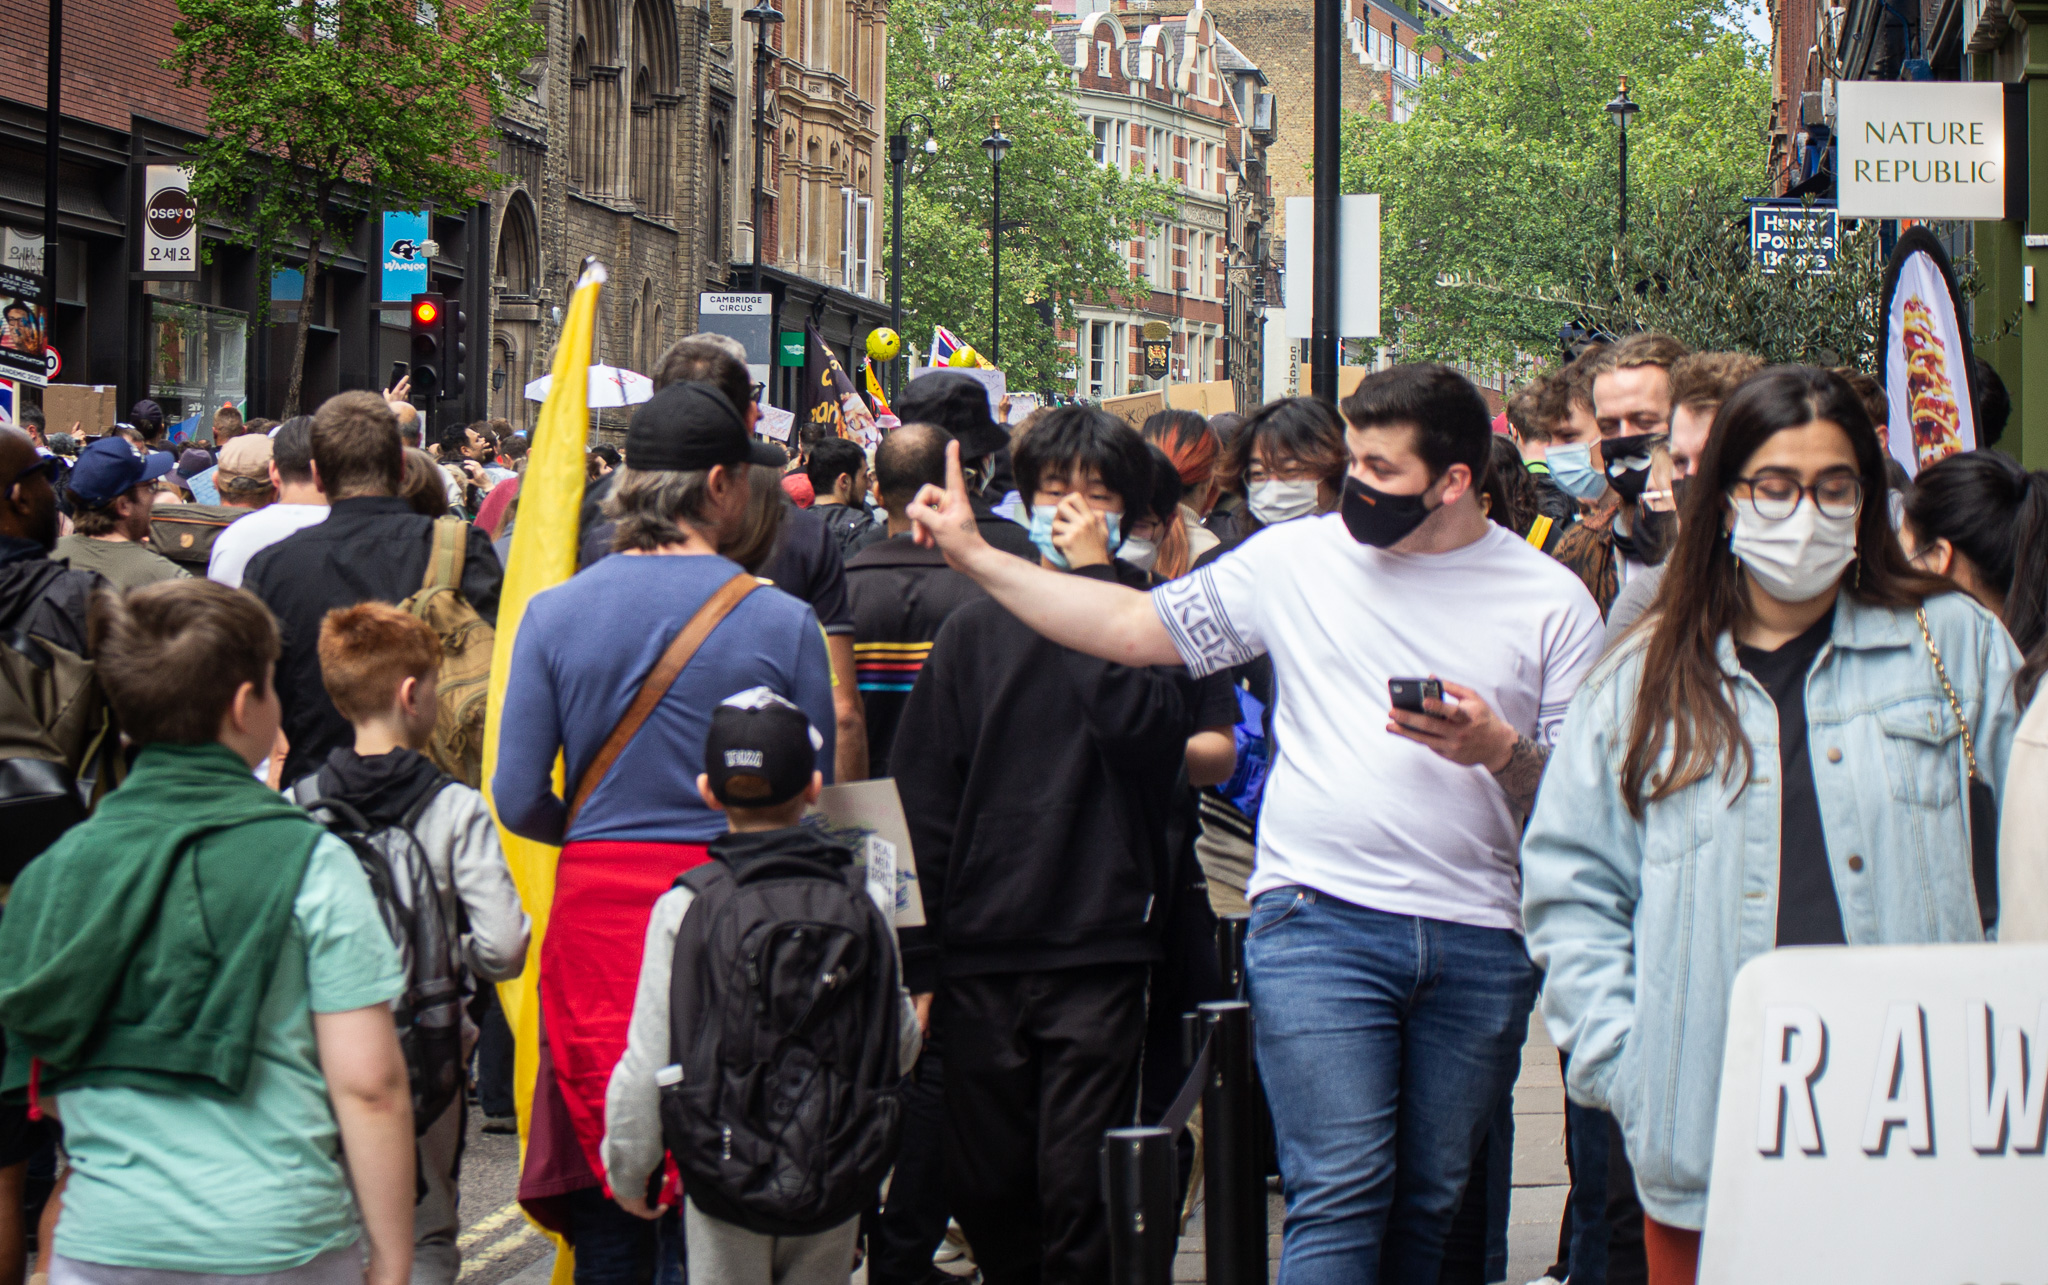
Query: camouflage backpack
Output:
[[398, 519, 493, 787]]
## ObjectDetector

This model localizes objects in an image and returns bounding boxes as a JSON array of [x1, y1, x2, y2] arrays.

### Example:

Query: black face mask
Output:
[[1340, 474, 1436, 548], [1603, 434, 1659, 504]]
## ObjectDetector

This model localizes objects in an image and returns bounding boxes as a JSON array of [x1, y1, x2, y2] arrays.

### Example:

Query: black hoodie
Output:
[[890, 563, 1227, 983], [305, 745, 449, 826]]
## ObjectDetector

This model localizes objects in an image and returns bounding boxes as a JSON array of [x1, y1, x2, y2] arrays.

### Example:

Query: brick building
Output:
[[1048, 2, 1277, 409], [0, 1, 497, 431]]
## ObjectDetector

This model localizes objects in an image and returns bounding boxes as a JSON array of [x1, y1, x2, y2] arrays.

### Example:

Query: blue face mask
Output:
[[1027, 504, 1121, 569], [1546, 442, 1608, 501]]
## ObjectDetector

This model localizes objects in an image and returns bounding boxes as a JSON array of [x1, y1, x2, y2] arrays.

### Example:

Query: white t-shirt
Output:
[[207, 504, 331, 589], [1154, 515, 1605, 930]]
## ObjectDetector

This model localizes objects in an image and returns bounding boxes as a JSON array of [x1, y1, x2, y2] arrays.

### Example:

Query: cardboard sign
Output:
[[1838, 81, 2005, 220], [1167, 380, 1237, 417], [1296, 365, 1373, 400], [1698, 944, 2048, 1282], [41, 384, 119, 434], [801, 779, 926, 929], [1101, 390, 1165, 430]]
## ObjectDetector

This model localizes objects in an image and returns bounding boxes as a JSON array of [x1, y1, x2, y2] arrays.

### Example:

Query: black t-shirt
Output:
[[1737, 606, 1845, 947]]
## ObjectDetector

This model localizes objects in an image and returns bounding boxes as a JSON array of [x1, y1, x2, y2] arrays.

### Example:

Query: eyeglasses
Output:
[[748, 382, 766, 405], [7, 456, 60, 491], [1731, 471, 1863, 522]]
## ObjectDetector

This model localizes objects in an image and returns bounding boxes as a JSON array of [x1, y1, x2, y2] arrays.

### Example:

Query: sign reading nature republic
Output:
[[1837, 81, 2004, 220]]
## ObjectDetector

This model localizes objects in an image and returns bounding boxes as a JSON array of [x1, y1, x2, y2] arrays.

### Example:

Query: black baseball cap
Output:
[[704, 687, 823, 808], [896, 372, 1009, 461], [625, 381, 785, 473], [128, 399, 166, 431]]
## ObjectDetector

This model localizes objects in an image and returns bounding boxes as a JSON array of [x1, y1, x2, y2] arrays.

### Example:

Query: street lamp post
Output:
[[743, 2, 784, 294], [981, 117, 1011, 364], [888, 112, 938, 398], [1605, 78, 1640, 241]]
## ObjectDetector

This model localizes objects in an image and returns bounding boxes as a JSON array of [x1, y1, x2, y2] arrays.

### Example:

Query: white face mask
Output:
[[1729, 502, 1858, 603], [1249, 479, 1320, 526], [1119, 535, 1159, 572]]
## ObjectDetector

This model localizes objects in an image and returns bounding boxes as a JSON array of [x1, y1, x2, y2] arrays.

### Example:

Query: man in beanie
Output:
[[893, 373, 1038, 561], [604, 687, 921, 1284], [245, 391, 500, 784], [53, 436, 190, 591], [495, 380, 836, 1274]]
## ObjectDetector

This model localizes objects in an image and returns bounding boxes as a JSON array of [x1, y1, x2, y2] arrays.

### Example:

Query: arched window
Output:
[[708, 119, 730, 267], [629, 289, 645, 376], [630, 0, 678, 216], [571, 0, 621, 194], [650, 302, 664, 372], [495, 195, 538, 296]]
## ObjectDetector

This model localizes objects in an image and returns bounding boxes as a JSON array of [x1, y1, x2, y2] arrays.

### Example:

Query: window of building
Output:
[[629, 0, 679, 217], [1097, 41, 1111, 76], [1093, 118, 1111, 165], [1116, 120, 1129, 172], [495, 195, 538, 295], [1088, 322, 1107, 398], [1173, 135, 1186, 184], [571, 0, 620, 194]]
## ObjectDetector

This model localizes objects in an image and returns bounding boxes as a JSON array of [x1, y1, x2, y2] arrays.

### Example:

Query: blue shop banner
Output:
[[381, 210, 430, 303]]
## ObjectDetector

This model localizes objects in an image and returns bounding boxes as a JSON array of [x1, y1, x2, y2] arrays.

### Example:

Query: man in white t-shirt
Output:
[[905, 364, 1604, 1283], [209, 416, 329, 589]]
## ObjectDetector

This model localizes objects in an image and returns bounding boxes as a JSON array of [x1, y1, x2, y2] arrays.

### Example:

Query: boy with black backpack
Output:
[[604, 688, 920, 1284], [293, 601, 529, 1285]]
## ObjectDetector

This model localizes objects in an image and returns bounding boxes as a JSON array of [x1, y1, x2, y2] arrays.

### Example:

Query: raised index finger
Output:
[[945, 438, 966, 502]]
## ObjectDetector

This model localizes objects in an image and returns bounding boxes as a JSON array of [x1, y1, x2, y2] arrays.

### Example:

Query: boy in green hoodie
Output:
[[0, 578, 417, 1285]]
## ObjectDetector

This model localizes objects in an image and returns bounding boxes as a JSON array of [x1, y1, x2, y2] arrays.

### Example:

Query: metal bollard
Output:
[[1102, 1126, 1180, 1285], [1200, 1000, 1265, 1285], [1215, 914, 1248, 998]]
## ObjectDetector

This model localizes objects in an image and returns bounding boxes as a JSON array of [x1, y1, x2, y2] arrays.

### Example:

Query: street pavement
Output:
[[458, 1012, 1573, 1285]]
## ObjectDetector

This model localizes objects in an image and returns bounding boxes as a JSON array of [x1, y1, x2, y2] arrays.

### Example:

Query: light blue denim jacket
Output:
[[1522, 590, 2019, 1230]]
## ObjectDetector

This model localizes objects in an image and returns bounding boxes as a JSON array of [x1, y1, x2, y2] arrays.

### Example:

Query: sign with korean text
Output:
[[1750, 206, 1837, 275], [1838, 82, 2004, 219], [380, 211, 429, 303], [2, 229, 42, 278], [1698, 944, 2048, 1283], [139, 165, 200, 279]]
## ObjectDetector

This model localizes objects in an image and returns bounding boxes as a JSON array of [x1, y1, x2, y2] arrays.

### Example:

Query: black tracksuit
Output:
[[891, 562, 1217, 1285]]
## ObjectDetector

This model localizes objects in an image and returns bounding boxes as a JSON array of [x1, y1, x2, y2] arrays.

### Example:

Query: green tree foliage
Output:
[[1339, 0, 1770, 367], [887, 0, 1178, 394], [169, 0, 542, 415]]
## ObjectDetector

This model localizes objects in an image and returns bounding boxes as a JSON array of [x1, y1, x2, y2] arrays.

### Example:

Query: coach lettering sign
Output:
[[1838, 82, 2004, 220], [1698, 944, 2048, 1283]]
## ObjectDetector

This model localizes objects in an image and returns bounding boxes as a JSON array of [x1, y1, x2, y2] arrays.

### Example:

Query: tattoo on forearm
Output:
[[1490, 736, 1549, 817]]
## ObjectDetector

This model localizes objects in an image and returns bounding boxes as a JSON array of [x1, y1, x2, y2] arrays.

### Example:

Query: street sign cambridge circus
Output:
[[1751, 206, 1837, 275]]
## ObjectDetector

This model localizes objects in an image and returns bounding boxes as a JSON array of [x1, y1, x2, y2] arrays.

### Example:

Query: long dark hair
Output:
[[1904, 450, 2048, 706], [1622, 366, 1950, 816]]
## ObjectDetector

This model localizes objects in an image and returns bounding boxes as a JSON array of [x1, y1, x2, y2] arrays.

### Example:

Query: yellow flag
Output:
[[482, 257, 605, 1285]]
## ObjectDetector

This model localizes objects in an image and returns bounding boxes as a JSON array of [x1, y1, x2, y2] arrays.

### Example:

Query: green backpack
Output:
[[0, 564, 115, 881]]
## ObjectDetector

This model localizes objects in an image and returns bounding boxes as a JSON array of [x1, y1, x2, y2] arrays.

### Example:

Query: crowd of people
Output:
[[0, 323, 2042, 1285]]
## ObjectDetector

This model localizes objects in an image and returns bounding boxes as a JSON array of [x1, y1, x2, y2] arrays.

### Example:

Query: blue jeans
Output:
[[1245, 887, 1538, 1285]]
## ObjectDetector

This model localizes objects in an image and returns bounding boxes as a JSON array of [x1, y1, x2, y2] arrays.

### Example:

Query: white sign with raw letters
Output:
[[1838, 82, 2004, 220], [1698, 944, 2048, 1283]]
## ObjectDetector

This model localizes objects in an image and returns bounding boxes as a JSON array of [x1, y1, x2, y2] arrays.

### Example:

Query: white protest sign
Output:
[[1699, 944, 2048, 1283], [1284, 193, 1380, 339], [1838, 81, 2005, 220]]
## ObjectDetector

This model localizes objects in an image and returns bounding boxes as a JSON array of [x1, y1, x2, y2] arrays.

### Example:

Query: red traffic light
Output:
[[413, 299, 440, 325]]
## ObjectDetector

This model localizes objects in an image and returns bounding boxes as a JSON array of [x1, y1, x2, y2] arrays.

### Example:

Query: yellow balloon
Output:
[[948, 346, 979, 368], [866, 328, 901, 362]]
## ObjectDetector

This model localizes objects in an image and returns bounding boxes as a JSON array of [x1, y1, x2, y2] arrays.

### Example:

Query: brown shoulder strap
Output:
[[566, 571, 760, 827], [423, 518, 468, 593]]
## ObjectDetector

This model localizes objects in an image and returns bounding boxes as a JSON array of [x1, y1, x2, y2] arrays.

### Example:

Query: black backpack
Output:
[[658, 850, 904, 1235], [293, 776, 465, 1135]]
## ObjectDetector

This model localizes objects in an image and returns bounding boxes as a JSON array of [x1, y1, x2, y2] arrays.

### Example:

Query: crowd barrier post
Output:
[[1199, 999, 1265, 1285], [1102, 1126, 1180, 1285]]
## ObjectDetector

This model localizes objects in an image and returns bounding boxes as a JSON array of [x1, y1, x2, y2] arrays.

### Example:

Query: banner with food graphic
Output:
[[1879, 228, 1977, 478]]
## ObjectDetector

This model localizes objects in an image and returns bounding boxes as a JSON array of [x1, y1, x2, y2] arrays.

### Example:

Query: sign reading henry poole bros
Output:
[[1698, 944, 2048, 1283], [1838, 82, 2004, 220]]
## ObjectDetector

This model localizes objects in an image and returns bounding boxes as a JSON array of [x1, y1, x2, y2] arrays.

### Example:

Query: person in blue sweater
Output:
[[492, 381, 834, 1283]]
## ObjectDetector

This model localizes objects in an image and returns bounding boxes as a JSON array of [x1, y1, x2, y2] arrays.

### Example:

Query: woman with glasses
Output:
[[1521, 366, 2020, 1285]]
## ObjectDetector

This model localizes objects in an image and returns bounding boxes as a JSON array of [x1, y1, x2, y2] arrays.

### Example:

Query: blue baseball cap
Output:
[[69, 436, 175, 507]]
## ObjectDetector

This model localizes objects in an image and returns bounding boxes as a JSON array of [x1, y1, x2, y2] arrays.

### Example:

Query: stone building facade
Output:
[[1050, 2, 1278, 410], [488, 0, 891, 435]]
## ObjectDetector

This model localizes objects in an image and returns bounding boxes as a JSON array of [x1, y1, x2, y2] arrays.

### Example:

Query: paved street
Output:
[[458, 1012, 1572, 1285]]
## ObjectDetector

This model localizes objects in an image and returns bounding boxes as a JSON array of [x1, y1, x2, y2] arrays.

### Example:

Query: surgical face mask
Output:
[[1339, 475, 1435, 548], [1028, 504, 1121, 570], [1729, 502, 1858, 603], [1248, 478, 1320, 526], [1119, 534, 1159, 572], [1546, 442, 1608, 501]]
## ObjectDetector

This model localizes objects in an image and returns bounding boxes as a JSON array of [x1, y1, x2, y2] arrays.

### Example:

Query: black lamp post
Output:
[[1605, 78, 1639, 241], [981, 117, 1011, 364], [887, 112, 938, 397], [743, 2, 783, 293]]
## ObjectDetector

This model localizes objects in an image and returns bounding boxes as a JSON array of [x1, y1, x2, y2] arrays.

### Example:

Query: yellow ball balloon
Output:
[[866, 328, 901, 362], [948, 346, 979, 368]]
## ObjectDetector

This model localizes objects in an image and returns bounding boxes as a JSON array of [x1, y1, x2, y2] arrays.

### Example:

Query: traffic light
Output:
[[409, 292, 445, 399], [444, 302, 468, 400]]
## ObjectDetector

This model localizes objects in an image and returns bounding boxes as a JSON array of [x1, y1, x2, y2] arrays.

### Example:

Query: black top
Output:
[[844, 536, 988, 781], [1736, 606, 1845, 947], [890, 561, 1234, 983], [244, 497, 503, 785]]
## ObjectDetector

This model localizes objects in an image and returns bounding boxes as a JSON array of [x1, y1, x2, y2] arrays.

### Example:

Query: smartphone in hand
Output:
[[1388, 678, 1445, 718]]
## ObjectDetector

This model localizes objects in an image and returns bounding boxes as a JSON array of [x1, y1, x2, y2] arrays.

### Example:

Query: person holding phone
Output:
[[902, 365, 1604, 1283]]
